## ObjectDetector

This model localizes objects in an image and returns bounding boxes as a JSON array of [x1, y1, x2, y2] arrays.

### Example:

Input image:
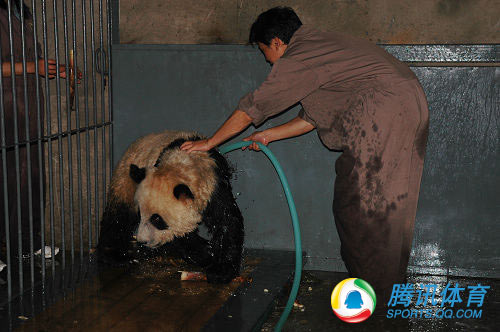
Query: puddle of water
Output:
[[15, 256, 258, 331]]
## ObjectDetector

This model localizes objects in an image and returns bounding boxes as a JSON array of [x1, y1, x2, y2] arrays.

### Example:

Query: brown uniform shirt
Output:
[[237, 26, 430, 296], [237, 25, 416, 150], [0, 8, 42, 145]]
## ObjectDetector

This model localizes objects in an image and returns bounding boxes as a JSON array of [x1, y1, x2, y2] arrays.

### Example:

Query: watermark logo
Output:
[[331, 278, 376, 323], [386, 283, 490, 319]]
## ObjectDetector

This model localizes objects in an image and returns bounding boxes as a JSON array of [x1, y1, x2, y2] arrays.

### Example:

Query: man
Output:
[[0, 0, 67, 271], [181, 7, 429, 303]]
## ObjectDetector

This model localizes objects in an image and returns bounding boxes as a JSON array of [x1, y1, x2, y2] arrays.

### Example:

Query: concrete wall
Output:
[[118, 0, 499, 44]]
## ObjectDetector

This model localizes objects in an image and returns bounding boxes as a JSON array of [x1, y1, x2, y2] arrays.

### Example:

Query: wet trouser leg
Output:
[[333, 80, 429, 304]]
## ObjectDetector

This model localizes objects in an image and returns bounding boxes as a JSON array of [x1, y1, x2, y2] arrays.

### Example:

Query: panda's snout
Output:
[[150, 213, 169, 230]]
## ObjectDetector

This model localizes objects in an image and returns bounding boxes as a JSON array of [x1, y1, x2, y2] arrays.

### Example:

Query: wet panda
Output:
[[97, 130, 244, 283]]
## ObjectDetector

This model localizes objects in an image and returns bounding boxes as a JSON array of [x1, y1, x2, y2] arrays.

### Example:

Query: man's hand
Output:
[[180, 139, 214, 153], [30, 59, 82, 82], [180, 110, 252, 153], [242, 131, 271, 151], [29, 59, 64, 78]]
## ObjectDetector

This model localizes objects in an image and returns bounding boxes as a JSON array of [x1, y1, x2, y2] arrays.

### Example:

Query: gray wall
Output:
[[111, 44, 499, 277], [117, 0, 500, 44]]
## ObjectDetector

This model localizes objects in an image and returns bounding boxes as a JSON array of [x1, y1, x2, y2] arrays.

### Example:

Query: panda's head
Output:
[[130, 146, 218, 248]]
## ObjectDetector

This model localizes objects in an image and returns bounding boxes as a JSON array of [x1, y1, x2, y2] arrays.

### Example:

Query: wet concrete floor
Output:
[[262, 271, 499, 331], [11, 256, 257, 332], [3, 254, 498, 331]]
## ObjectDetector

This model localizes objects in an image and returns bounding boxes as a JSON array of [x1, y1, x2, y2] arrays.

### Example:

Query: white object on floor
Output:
[[35, 246, 60, 258], [0, 260, 6, 272]]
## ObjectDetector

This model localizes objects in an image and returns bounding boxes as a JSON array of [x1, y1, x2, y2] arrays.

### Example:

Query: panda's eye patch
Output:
[[150, 214, 168, 230], [173, 184, 194, 200]]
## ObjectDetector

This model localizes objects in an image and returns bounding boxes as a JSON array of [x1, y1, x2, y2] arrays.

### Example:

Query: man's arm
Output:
[[180, 110, 252, 152], [2, 61, 27, 76], [2, 59, 67, 78], [243, 116, 315, 150], [237, 57, 319, 127], [181, 57, 319, 153]]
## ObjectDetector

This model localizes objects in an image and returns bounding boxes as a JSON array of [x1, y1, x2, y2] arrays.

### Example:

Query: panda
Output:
[[97, 130, 244, 283]]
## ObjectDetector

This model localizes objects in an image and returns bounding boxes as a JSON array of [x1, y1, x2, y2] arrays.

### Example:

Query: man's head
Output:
[[249, 7, 302, 64]]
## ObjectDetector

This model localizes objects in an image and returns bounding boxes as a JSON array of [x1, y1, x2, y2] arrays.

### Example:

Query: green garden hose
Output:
[[219, 141, 302, 332]]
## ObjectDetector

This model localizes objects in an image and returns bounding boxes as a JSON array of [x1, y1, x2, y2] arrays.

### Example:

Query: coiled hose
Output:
[[219, 141, 302, 332]]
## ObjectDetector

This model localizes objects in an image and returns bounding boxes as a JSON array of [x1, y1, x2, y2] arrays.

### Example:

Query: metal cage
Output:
[[0, 0, 113, 313]]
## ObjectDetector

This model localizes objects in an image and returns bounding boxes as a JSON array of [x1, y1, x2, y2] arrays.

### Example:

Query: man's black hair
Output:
[[249, 7, 302, 46]]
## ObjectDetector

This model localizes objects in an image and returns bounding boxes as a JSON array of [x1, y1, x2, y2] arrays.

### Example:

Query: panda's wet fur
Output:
[[97, 130, 244, 283]]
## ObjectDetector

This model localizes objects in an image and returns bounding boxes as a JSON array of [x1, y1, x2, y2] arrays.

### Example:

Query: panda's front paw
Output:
[[206, 266, 237, 284]]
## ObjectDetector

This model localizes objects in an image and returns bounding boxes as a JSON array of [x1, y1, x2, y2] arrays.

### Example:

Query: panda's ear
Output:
[[130, 164, 146, 184]]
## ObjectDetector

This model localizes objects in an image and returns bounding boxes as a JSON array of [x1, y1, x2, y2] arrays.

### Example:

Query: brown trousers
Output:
[[0, 82, 44, 258], [333, 79, 429, 303], [0, 144, 44, 257]]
